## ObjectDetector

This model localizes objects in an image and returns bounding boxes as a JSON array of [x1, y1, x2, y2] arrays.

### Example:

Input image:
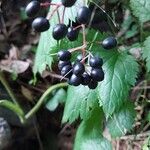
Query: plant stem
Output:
[[25, 82, 68, 120], [0, 71, 20, 106]]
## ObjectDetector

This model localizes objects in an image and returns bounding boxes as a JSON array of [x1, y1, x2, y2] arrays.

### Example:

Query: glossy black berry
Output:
[[52, 24, 68, 40], [25, 1, 40, 17], [32, 17, 50, 32], [58, 50, 71, 61], [81, 72, 91, 85], [58, 61, 71, 70], [88, 80, 98, 89], [67, 27, 79, 41], [91, 68, 104, 81], [73, 62, 85, 76], [69, 74, 82, 86], [61, 0, 77, 7], [89, 56, 103, 68], [102, 37, 117, 49], [61, 65, 72, 78], [77, 6, 92, 24]]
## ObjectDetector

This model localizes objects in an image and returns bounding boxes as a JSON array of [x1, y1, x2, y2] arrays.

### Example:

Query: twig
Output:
[[25, 82, 68, 120], [0, 71, 20, 106], [120, 131, 150, 140]]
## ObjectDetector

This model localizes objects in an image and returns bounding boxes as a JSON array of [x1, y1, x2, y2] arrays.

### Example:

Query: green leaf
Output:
[[74, 108, 112, 150], [130, 0, 150, 23], [98, 51, 139, 116], [143, 36, 150, 72], [62, 85, 98, 123], [107, 101, 136, 138], [46, 88, 67, 111]]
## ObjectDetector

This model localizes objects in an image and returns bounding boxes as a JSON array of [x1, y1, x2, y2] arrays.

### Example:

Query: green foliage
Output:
[[46, 88, 67, 111], [98, 51, 139, 116], [62, 85, 98, 123], [143, 36, 150, 72], [107, 102, 136, 138], [74, 108, 112, 150], [130, 0, 150, 23]]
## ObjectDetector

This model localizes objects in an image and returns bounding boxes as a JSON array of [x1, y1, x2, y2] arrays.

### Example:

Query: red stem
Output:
[[81, 24, 86, 63], [40, 2, 62, 7]]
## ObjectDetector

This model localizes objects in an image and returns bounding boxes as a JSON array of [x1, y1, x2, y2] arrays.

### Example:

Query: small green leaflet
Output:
[[74, 108, 112, 150], [46, 88, 67, 111], [62, 85, 98, 123], [107, 101, 136, 138], [130, 0, 150, 23], [143, 36, 150, 72], [98, 50, 139, 117]]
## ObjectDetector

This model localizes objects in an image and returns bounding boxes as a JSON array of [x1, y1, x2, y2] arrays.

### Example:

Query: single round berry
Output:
[[69, 74, 82, 86], [88, 80, 98, 89], [25, 1, 40, 17], [67, 27, 79, 41], [73, 62, 85, 76], [77, 6, 92, 24], [89, 56, 103, 68], [58, 50, 71, 61], [61, 0, 77, 7], [81, 72, 91, 85], [102, 37, 117, 49], [61, 65, 72, 78], [52, 24, 68, 40], [32, 17, 50, 32], [91, 68, 104, 81], [58, 61, 71, 70]]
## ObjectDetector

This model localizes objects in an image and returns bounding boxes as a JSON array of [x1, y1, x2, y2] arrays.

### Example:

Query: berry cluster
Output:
[[58, 50, 104, 89], [25, 1, 118, 89]]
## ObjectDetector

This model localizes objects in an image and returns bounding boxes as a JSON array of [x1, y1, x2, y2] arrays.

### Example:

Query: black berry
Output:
[[61, 0, 77, 7], [73, 62, 85, 76], [58, 50, 71, 61], [89, 56, 103, 68], [61, 65, 72, 78], [69, 74, 82, 86], [52, 24, 68, 40], [81, 72, 91, 85], [102, 37, 117, 49], [77, 6, 91, 24], [91, 68, 104, 81], [25, 1, 40, 17], [32, 17, 50, 32], [67, 27, 79, 41], [58, 61, 71, 70], [88, 80, 98, 89]]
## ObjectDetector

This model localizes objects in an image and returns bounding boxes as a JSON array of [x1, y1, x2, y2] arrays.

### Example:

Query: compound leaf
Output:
[[62, 85, 98, 123], [74, 108, 112, 150], [130, 0, 150, 23], [98, 50, 139, 117], [107, 101, 136, 138], [143, 36, 150, 72]]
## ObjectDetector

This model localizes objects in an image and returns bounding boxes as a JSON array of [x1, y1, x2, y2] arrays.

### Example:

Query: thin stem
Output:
[[81, 24, 86, 63], [46, 5, 61, 20], [69, 44, 86, 52], [0, 71, 19, 106], [40, 2, 62, 7], [25, 82, 68, 120], [61, 7, 66, 23], [57, 10, 61, 24]]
